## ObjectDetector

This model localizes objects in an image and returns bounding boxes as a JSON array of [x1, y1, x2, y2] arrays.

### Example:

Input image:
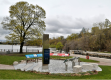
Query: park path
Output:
[[0, 64, 14, 70], [70, 54, 111, 66]]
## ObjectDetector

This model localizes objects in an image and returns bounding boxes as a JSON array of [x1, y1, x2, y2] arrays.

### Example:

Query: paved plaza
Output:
[[13, 59, 102, 73]]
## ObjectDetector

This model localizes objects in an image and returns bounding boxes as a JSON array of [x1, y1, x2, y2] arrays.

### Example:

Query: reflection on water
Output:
[[0, 45, 56, 52], [0, 45, 42, 52], [0, 45, 42, 49]]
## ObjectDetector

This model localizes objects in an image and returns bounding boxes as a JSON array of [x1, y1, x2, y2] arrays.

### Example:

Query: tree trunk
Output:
[[20, 41, 24, 53]]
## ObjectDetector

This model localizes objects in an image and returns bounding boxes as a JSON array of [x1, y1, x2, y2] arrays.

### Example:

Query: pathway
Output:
[[70, 54, 111, 66], [0, 64, 14, 70]]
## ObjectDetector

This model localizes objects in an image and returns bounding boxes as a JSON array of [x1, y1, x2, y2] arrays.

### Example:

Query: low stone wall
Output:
[[70, 50, 111, 59], [81, 52, 111, 59]]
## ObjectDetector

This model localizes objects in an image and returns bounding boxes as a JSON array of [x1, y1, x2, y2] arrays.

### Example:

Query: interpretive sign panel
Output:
[[43, 49, 50, 64]]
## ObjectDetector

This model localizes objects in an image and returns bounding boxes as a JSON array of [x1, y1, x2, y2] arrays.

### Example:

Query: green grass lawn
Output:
[[0, 66, 110, 79], [0, 53, 110, 79], [79, 58, 99, 63], [50, 56, 99, 63], [0, 54, 99, 65], [50, 56, 73, 59], [0, 55, 26, 65]]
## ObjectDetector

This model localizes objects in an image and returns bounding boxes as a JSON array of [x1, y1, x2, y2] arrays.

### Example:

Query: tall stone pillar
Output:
[[42, 34, 50, 70]]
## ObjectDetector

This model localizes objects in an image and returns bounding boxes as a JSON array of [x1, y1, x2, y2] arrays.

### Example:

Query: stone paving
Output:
[[13, 60, 102, 73], [0, 52, 111, 70]]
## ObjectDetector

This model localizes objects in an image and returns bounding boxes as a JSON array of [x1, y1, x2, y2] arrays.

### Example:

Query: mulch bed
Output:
[[29, 70, 99, 76]]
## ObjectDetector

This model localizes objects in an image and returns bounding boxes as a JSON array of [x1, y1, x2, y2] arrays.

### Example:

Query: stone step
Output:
[[20, 63, 34, 71], [25, 63, 38, 71], [14, 63, 26, 70], [33, 62, 42, 72]]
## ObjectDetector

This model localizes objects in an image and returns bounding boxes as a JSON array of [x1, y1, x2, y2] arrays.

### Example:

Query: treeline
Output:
[[3, 19, 111, 52], [65, 19, 111, 52], [49, 19, 111, 52]]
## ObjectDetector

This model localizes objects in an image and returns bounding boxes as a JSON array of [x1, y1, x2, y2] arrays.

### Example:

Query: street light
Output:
[[12, 41, 13, 52], [25, 41, 27, 53]]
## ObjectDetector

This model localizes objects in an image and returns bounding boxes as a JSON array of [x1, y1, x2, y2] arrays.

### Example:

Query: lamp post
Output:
[[12, 41, 13, 52], [25, 41, 27, 53]]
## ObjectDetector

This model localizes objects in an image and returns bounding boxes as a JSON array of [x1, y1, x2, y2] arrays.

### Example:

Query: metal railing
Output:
[[0, 49, 40, 53]]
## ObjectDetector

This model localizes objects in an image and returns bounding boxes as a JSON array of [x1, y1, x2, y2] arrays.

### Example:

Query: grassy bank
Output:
[[0, 55, 26, 65], [0, 66, 110, 79], [0, 53, 109, 79]]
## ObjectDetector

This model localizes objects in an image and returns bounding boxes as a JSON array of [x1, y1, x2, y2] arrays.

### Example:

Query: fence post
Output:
[[4, 49, 5, 52], [1, 49, 2, 52]]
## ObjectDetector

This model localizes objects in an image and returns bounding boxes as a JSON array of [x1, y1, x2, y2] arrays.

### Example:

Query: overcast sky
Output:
[[0, 0, 111, 40]]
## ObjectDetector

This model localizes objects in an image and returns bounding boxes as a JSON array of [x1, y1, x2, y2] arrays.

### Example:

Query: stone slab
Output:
[[20, 63, 34, 71], [25, 63, 38, 71], [13, 61, 19, 65], [33, 62, 42, 71], [73, 65, 82, 73], [14, 63, 26, 70], [82, 64, 93, 71], [89, 63, 98, 70]]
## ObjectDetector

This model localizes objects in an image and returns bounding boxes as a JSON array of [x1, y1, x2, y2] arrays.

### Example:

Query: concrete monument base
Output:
[[42, 64, 49, 70], [73, 65, 82, 73], [82, 64, 93, 71], [89, 63, 98, 70]]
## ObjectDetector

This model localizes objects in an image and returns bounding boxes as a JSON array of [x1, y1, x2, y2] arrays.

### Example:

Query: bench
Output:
[[25, 54, 42, 64]]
